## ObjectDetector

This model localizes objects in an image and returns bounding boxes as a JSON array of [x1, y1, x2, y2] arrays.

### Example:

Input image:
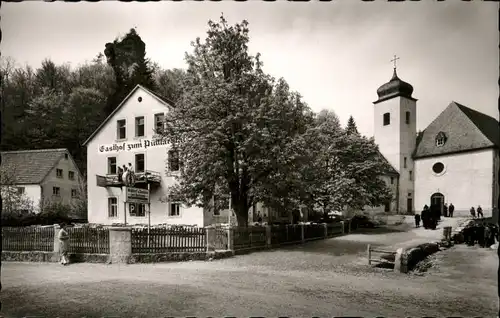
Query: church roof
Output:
[[1, 149, 70, 184], [374, 68, 416, 104], [413, 101, 499, 159], [376, 150, 399, 176]]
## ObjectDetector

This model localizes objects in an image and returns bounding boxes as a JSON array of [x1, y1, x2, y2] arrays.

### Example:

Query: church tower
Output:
[[373, 64, 417, 214]]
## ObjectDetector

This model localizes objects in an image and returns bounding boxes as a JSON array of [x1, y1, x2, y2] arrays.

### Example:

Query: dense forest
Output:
[[0, 28, 185, 174], [1, 18, 395, 226]]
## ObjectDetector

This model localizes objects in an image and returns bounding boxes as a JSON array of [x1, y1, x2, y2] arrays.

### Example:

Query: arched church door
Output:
[[430, 193, 445, 216]]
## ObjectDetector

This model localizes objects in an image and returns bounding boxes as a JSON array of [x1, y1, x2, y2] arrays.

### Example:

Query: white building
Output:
[[0, 148, 84, 218], [372, 68, 499, 217], [83, 85, 205, 226]]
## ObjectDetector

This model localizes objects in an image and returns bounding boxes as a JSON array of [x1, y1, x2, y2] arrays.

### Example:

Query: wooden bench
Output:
[[367, 244, 397, 265]]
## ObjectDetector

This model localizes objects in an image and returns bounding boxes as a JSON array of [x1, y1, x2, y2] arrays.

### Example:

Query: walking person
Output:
[[421, 205, 430, 229], [477, 205, 483, 219], [449, 203, 455, 218], [470, 206, 476, 218], [414, 213, 421, 228], [443, 203, 448, 218], [58, 223, 70, 266]]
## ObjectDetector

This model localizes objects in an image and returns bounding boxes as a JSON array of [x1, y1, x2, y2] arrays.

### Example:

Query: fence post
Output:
[[367, 244, 371, 265], [205, 225, 216, 252], [227, 226, 234, 251], [266, 226, 272, 248], [108, 227, 132, 264], [53, 224, 60, 253], [323, 223, 328, 238], [340, 221, 345, 234], [300, 224, 305, 243], [394, 247, 405, 273]]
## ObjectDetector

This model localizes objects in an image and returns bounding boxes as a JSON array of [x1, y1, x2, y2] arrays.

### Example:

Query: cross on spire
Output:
[[391, 55, 400, 70]]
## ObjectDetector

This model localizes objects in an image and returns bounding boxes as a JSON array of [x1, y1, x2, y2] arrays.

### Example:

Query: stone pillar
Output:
[[300, 224, 305, 243], [323, 223, 328, 238], [266, 226, 272, 248], [340, 221, 345, 234], [394, 247, 405, 273], [53, 224, 60, 253], [348, 219, 351, 233], [109, 227, 132, 264], [205, 225, 216, 252], [227, 227, 234, 251]]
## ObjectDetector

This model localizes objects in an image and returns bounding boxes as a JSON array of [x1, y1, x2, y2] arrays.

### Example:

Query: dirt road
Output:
[[1, 223, 497, 317]]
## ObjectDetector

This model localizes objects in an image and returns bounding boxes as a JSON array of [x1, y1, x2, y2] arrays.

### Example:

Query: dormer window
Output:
[[435, 132, 447, 147]]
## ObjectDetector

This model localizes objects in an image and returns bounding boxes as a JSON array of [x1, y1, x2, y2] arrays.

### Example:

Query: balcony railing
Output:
[[96, 170, 162, 188]]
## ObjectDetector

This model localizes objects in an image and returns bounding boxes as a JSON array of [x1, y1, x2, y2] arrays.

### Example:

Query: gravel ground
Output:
[[1, 222, 497, 317]]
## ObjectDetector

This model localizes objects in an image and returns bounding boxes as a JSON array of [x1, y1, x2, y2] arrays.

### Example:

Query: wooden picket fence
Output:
[[131, 227, 207, 253], [67, 227, 110, 254], [327, 222, 344, 237], [233, 226, 267, 250], [2, 226, 54, 252], [304, 223, 325, 240]]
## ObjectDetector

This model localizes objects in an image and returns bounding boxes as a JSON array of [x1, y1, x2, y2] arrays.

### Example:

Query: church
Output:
[[372, 65, 499, 218]]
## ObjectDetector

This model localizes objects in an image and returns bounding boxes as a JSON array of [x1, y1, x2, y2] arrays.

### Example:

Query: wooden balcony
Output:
[[96, 170, 162, 188]]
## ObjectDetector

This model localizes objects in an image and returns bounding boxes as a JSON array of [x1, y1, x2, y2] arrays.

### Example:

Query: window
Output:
[[135, 116, 145, 137], [135, 154, 145, 173], [117, 119, 126, 140], [71, 189, 78, 198], [17, 187, 25, 195], [383, 113, 390, 126], [404, 157, 407, 168], [53, 187, 60, 196], [64, 153, 69, 159], [408, 192, 412, 197], [108, 197, 118, 218], [129, 203, 146, 217], [409, 170, 413, 181], [435, 132, 446, 147], [168, 149, 180, 172], [56, 169, 63, 178], [108, 157, 117, 175], [432, 162, 445, 174], [68, 171, 75, 180], [169, 203, 181, 217], [405, 111, 410, 124], [390, 177, 394, 185], [154, 113, 165, 133]]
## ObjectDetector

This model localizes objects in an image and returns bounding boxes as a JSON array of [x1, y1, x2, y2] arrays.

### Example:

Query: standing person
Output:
[[422, 205, 430, 229], [58, 223, 70, 266], [443, 203, 448, 218], [449, 203, 455, 218], [470, 206, 476, 218], [414, 213, 421, 228], [477, 205, 484, 219]]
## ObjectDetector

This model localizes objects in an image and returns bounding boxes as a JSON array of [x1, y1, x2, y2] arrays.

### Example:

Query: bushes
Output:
[[1, 201, 79, 227]]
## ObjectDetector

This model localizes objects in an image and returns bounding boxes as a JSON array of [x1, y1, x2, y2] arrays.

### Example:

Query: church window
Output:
[[383, 113, 390, 126], [435, 132, 447, 147], [405, 111, 410, 124], [432, 162, 445, 174], [409, 170, 413, 181], [404, 157, 407, 168]]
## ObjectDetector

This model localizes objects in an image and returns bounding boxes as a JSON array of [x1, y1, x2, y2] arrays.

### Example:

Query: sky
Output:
[[2, 1, 498, 137]]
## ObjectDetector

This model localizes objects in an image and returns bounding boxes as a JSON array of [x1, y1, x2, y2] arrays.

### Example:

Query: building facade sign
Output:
[[98, 138, 168, 154], [125, 187, 150, 204]]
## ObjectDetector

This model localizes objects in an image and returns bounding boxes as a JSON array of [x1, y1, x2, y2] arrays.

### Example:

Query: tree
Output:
[[104, 28, 157, 115], [160, 16, 313, 227], [346, 115, 359, 135], [154, 68, 187, 103], [0, 164, 36, 216]]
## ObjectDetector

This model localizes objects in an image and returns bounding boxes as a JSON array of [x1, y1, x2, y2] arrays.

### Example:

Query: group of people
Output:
[[461, 221, 498, 248], [469, 205, 484, 218], [414, 203, 452, 230]]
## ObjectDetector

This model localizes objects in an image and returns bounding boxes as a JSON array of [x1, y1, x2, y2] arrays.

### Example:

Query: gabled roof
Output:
[[82, 84, 174, 146], [1, 149, 69, 184], [414, 101, 499, 159], [376, 150, 399, 176]]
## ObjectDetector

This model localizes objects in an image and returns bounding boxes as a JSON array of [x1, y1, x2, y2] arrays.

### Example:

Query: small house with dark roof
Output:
[[372, 67, 499, 216], [83, 84, 205, 226], [0, 148, 84, 216]]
